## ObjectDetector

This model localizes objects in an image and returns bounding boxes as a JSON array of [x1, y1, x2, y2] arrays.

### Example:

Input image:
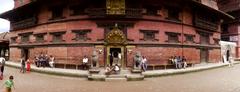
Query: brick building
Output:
[[0, 0, 233, 69], [218, 0, 240, 58]]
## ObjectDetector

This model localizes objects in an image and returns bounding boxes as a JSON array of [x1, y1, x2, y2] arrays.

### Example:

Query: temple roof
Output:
[[0, 0, 234, 20], [0, 32, 10, 43]]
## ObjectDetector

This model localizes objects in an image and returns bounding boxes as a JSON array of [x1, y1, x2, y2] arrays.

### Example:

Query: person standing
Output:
[[3, 75, 15, 92], [110, 53, 113, 66], [0, 57, 6, 75], [182, 56, 187, 69], [174, 56, 178, 69], [141, 56, 147, 72], [49, 55, 55, 68], [20, 57, 26, 73], [82, 55, 88, 70], [26, 59, 31, 72]]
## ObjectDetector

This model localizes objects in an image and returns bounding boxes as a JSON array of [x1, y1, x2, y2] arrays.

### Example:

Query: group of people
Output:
[[169, 56, 187, 69], [105, 64, 120, 75], [20, 58, 31, 73], [34, 53, 55, 68]]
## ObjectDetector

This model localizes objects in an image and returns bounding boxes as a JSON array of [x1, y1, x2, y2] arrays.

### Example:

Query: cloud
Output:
[[0, 18, 10, 32], [0, 0, 14, 33]]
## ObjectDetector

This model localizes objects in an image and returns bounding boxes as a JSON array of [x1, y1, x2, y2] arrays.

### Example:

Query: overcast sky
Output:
[[0, 0, 14, 33]]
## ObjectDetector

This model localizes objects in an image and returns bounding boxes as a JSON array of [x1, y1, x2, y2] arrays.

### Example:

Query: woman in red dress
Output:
[[26, 59, 31, 72]]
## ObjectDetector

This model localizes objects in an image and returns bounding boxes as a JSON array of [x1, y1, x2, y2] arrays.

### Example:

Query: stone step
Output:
[[105, 78, 127, 81], [88, 75, 106, 81], [106, 74, 126, 78], [131, 69, 142, 74], [126, 74, 144, 81]]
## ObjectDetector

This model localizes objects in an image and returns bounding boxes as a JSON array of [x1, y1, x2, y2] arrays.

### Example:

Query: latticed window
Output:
[[140, 30, 158, 41], [21, 35, 29, 43], [50, 32, 66, 42], [50, 6, 64, 20], [184, 34, 195, 43], [165, 32, 180, 43], [11, 37, 17, 43], [72, 30, 91, 41], [34, 33, 46, 43]]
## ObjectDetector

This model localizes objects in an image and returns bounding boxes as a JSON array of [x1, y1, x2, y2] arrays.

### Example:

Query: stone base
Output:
[[88, 75, 106, 81], [126, 74, 144, 81], [89, 68, 100, 74], [131, 69, 142, 74]]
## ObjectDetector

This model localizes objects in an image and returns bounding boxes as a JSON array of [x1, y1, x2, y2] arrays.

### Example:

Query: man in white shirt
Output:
[[0, 57, 6, 74], [82, 56, 88, 70]]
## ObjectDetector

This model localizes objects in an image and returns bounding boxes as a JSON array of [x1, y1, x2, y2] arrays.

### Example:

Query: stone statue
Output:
[[91, 50, 99, 68], [133, 51, 142, 69]]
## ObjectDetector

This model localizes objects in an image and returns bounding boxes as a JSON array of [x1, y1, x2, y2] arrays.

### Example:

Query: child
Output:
[[4, 75, 15, 92], [26, 59, 31, 72]]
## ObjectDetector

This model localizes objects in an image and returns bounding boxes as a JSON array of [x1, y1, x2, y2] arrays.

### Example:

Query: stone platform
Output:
[[5, 61, 240, 81]]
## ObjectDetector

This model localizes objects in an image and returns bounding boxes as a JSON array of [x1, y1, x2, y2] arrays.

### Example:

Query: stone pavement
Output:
[[5, 61, 240, 81]]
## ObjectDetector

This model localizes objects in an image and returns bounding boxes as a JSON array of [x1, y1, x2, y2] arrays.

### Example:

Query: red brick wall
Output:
[[209, 49, 221, 63], [126, 47, 201, 66], [9, 48, 21, 62], [9, 1, 222, 68]]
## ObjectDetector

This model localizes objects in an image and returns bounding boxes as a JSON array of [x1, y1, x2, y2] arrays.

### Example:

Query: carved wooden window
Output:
[[50, 6, 64, 20], [50, 32, 66, 42], [165, 32, 180, 43], [167, 7, 180, 21], [106, 0, 125, 15], [22, 35, 29, 43], [184, 34, 195, 43], [10, 37, 17, 44], [19, 32, 32, 43], [140, 30, 158, 41], [70, 5, 87, 16], [34, 33, 46, 43], [72, 30, 91, 41]]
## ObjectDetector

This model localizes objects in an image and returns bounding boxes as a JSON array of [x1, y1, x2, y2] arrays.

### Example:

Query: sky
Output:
[[0, 0, 14, 33]]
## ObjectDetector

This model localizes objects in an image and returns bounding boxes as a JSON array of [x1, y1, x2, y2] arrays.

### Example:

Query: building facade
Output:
[[218, 0, 240, 58], [0, 0, 232, 69]]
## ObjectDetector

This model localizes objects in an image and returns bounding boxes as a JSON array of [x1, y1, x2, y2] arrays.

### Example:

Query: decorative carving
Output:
[[91, 50, 99, 68], [106, 24, 126, 44], [106, 0, 125, 15], [133, 51, 142, 69]]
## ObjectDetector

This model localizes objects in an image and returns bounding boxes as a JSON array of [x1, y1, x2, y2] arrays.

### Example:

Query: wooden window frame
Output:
[[166, 7, 181, 22], [50, 31, 66, 43], [140, 30, 159, 41], [34, 33, 46, 43], [72, 30, 91, 41], [165, 32, 181, 43], [184, 34, 195, 43], [49, 6, 65, 20]]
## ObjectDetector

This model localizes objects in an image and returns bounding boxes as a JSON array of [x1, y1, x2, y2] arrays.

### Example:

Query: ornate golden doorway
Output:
[[105, 24, 126, 68], [106, 46, 124, 67]]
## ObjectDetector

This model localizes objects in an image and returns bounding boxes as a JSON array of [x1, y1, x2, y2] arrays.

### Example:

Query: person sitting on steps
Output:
[[113, 64, 120, 74], [105, 64, 112, 75]]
